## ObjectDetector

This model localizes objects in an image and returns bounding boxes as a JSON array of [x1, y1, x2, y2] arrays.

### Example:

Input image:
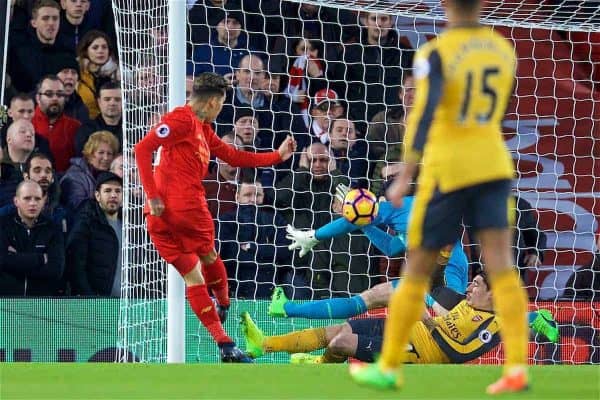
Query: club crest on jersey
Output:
[[472, 315, 483, 322], [478, 329, 492, 344], [156, 124, 170, 138]]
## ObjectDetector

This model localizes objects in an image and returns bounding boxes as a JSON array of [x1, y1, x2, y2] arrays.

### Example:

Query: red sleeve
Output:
[[206, 126, 282, 167], [133, 108, 193, 199]]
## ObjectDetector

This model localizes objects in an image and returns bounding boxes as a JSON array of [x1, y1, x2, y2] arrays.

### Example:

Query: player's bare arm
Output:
[[278, 135, 297, 161]]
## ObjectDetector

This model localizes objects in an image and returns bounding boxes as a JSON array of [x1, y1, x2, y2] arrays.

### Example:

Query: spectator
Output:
[[514, 196, 547, 284], [60, 130, 118, 212], [74, 80, 122, 155], [275, 142, 370, 296], [187, 11, 251, 79], [217, 180, 294, 298], [367, 72, 414, 195], [7, 0, 76, 93], [0, 180, 65, 296], [110, 153, 123, 178], [218, 54, 306, 149], [4, 119, 36, 166], [278, 3, 358, 73], [6, 92, 34, 122], [232, 107, 262, 148], [308, 89, 344, 145], [76, 30, 120, 119], [55, 0, 92, 53], [328, 116, 369, 186], [66, 171, 123, 296], [1, 93, 52, 158], [32, 75, 81, 173], [275, 142, 347, 229], [286, 38, 326, 127], [341, 12, 413, 122], [188, 0, 240, 47], [0, 153, 68, 232], [203, 132, 241, 218], [563, 234, 600, 300], [49, 52, 90, 123], [0, 119, 37, 207]]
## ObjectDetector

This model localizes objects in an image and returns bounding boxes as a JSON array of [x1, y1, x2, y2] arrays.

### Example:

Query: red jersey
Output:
[[32, 107, 81, 172], [135, 105, 282, 210]]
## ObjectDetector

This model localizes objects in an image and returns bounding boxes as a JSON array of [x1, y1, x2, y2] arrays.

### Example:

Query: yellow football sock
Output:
[[322, 348, 346, 363], [489, 269, 529, 372], [379, 275, 429, 370], [263, 327, 328, 354]]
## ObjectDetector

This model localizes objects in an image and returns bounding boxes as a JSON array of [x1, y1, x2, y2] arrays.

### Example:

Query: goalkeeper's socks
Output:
[[284, 295, 368, 319], [186, 284, 232, 344], [202, 256, 230, 307]]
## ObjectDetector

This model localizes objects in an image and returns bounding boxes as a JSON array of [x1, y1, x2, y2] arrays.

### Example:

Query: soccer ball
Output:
[[342, 188, 379, 226]]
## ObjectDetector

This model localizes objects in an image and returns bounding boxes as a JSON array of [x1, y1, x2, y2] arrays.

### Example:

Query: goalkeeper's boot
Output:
[[530, 309, 559, 343], [268, 287, 289, 318], [486, 366, 529, 395], [348, 362, 402, 390], [239, 311, 265, 358], [219, 342, 254, 363], [290, 353, 323, 364]]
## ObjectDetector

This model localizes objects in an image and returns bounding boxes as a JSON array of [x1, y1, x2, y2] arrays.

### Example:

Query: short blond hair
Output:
[[82, 131, 119, 161]]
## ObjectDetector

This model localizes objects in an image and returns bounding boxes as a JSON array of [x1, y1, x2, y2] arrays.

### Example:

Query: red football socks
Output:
[[202, 256, 230, 307], [186, 284, 232, 344]]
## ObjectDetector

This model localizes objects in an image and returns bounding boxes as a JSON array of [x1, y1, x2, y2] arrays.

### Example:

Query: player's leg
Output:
[[467, 181, 528, 393], [147, 215, 250, 362], [351, 179, 463, 389], [269, 282, 393, 319], [240, 311, 339, 358], [199, 249, 230, 322]]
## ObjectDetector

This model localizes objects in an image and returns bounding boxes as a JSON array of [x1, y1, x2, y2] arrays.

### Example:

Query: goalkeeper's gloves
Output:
[[286, 225, 319, 257], [335, 183, 350, 204]]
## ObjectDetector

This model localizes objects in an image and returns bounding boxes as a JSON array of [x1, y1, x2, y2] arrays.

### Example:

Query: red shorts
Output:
[[146, 208, 215, 275]]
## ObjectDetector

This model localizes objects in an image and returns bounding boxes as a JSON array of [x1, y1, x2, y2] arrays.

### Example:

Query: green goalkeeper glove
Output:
[[286, 225, 319, 257]]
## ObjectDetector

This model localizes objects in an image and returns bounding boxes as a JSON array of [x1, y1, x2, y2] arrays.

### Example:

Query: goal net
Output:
[[113, 0, 600, 364]]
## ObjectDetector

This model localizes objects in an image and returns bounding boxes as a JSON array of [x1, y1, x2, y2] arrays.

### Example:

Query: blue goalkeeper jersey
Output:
[[315, 196, 468, 294]]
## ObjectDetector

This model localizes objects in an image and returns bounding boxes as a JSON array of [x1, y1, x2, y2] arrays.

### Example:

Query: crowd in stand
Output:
[[0, 0, 597, 300]]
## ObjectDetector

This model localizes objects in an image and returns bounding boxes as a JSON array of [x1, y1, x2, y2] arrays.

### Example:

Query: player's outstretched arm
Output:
[[362, 225, 406, 257], [209, 131, 296, 168]]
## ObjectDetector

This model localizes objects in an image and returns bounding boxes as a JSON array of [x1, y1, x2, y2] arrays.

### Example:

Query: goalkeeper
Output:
[[241, 273, 559, 364], [285, 181, 470, 306]]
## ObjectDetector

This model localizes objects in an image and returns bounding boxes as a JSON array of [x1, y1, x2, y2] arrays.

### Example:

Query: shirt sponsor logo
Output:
[[156, 124, 170, 138]]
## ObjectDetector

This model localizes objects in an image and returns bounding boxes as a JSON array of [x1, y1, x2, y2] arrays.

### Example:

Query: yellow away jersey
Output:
[[404, 26, 517, 192], [409, 300, 500, 364]]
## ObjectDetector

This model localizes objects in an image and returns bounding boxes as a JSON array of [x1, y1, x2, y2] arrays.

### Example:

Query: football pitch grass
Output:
[[0, 363, 597, 399]]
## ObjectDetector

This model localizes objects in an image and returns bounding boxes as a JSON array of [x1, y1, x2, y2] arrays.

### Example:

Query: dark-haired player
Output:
[[135, 72, 296, 362]]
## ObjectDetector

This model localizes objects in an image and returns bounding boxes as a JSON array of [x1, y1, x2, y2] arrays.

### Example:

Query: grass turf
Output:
[[0, 363, 597, 399]]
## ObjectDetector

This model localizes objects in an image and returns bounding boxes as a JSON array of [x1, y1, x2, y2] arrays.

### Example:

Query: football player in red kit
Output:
[[135, 72, 296, 362]]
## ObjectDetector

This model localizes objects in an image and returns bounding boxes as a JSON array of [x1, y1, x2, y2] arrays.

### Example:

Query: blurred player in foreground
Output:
[[134, 72, 296, 362], [350, 0, 529, 393]]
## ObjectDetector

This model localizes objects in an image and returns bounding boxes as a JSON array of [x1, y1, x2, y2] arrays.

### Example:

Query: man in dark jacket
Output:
[[74, 81, 122, 155], [7, 0, 76, 93], [341, 12, 413, 122], [0, 181, 65, 296], [217, 180, 294, 299], [0, 153, 68, 233], [66, 172, 122, 296]]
